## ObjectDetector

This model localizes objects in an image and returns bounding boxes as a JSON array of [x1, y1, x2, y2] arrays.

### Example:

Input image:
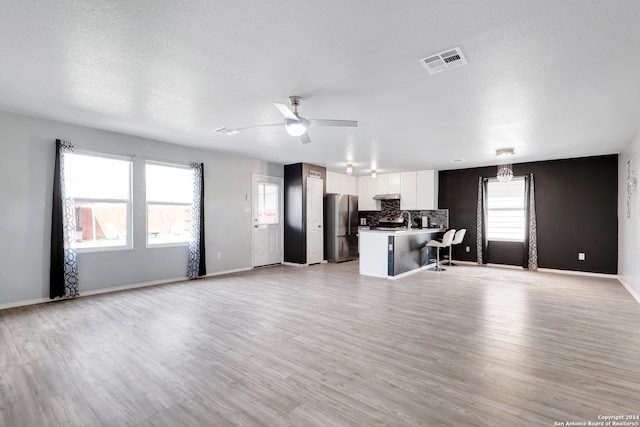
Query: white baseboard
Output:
[[388, 263, 437, 280], [451, 260, 619, 279], [283, 262, 307, 267], [203, 267, 252, 277], [453, 260, 483, 266], [388, 269, 419, 280], [0, 297, 52, 311], [0, 267, 252, 311], [487, 263, 524, 271], [536, 267, 617, 279], [618, 277, 640, 305], [81, 277, 186, 298]]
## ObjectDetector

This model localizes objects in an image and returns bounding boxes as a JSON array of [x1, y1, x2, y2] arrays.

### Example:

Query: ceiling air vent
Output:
[[215, 126, 239, 135], [419, 47, 467, 75]]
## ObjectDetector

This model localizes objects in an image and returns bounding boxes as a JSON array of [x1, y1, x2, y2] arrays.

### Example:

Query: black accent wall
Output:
[[284, 163, 326, 264], [439, 155, 618, 274]]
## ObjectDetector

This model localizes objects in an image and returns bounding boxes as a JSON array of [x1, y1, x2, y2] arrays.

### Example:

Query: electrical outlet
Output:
[[217, 252, 222, 259], [578, 252, 585, 261], [466, 246, 470, 252]]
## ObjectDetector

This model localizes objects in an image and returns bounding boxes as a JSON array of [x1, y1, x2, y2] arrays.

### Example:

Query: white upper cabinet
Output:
[[374, 173, 401, 194], [326, 171, 339, 193], [416, 170, 438, 210], [347, 176, 358, 195], [326, 171, 357, 195], [400, 171, 417, 210], [397, 170, 438, 210], [357, 170, 436, 211], [388, 173, 401, 193], [358, 176, 380, 210], [375, 174, 388, 194]]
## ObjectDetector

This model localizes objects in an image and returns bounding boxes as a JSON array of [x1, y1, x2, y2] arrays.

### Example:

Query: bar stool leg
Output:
[[432, 246, 446, 271], [443, 244, 457, 266]]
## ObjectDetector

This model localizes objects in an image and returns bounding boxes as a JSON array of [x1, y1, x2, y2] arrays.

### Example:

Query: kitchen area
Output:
[[325, 169, 448, 279]]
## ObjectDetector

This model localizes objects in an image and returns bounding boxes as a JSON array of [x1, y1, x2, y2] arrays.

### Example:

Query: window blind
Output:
[[486, 177, 525, 242]]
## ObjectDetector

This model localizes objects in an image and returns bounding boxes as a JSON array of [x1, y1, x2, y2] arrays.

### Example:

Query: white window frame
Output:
[[486, 176, 526, 243], [257, 181, 280, 225], [68, 149, 133, 253], [145, 160, 193, 248]]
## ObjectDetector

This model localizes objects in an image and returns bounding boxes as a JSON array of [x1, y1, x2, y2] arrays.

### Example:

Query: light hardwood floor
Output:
[[1, 263, 640, 426]]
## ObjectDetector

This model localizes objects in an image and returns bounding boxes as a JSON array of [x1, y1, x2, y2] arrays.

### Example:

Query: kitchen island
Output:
[[359, 228, 444, 279]]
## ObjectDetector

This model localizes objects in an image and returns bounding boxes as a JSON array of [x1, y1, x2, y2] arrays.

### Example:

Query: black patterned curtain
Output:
[[476, 177, 489, 264], [523, 173, 539, 270], [187, 162, 206, 279], [50, 139, 79, 298]]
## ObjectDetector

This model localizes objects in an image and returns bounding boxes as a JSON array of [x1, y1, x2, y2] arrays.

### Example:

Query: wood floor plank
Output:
[[1, 262, 640, 426]]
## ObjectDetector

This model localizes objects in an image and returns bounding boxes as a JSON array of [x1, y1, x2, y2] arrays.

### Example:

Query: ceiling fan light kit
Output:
[[284, 118, 308, 136]]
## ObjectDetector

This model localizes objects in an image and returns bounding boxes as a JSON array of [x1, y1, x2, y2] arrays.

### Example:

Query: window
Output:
[[146, 162, 193, 246], [257, 182, 279, 225], [486, 177, 526, 242], [66, 151, 132, 250]]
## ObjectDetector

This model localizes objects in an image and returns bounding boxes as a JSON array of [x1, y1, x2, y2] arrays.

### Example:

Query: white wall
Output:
[[619, 129, 640, 302], [0, 110, 282, 306]]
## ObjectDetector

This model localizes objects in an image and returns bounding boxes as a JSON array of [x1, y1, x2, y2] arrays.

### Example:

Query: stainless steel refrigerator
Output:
[[325, 194, 359, 263]]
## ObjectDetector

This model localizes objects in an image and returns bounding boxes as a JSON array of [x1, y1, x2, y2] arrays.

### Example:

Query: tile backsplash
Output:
[[359, 199, 449, 229]]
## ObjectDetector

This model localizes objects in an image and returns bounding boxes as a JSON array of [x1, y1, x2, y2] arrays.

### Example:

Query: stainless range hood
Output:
[[373, 193, 401, 200]]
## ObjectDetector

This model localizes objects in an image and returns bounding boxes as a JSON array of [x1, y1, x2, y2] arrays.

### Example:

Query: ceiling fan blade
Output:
[[308, 119, 358, 128], [216, 123, 283, 135], [299, 132, 311, 144], [273, 102, 298, 120], [236, 123, 283, 132]]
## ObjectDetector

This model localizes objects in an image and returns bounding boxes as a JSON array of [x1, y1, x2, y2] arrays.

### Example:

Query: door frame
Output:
[[251, 174, 284, 268], [306, 176, 324, 265]]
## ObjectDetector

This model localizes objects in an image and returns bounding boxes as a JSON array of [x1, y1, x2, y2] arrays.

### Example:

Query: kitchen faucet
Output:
[[400, 211, 412, 229]]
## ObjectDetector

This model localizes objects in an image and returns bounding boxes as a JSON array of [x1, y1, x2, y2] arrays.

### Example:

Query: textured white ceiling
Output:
[[0, 1, 639, 174]]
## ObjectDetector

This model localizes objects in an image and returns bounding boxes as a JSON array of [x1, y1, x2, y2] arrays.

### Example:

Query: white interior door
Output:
[[306, 177, 324, 264], [252, 175, 283, 267]]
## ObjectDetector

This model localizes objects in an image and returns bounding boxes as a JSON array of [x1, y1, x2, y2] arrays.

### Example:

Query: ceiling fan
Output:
[[216, 96, 358, 144]]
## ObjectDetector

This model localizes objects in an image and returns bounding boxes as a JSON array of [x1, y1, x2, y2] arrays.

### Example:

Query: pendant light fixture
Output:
[[346, 163, 353, 176], [370, 169, 377, 179], [496, 148, 515, 182]]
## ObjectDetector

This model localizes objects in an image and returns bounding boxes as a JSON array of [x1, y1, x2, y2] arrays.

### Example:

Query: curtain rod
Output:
[[66, 142, 195, 167]]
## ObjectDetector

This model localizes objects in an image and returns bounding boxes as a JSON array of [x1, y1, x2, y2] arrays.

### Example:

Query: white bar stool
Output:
[[444, 228, 467, 266], [427, 229, 457, 271]]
